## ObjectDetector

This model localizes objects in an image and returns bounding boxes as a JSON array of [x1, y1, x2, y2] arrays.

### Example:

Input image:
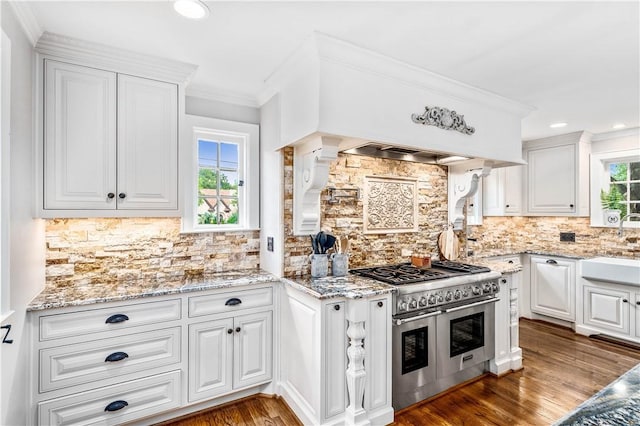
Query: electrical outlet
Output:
[[560, 232, 575, 242], [267, 237, 274, 252]]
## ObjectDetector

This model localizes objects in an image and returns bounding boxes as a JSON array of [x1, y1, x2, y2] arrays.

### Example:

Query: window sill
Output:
[[179, 227, 260, 235]]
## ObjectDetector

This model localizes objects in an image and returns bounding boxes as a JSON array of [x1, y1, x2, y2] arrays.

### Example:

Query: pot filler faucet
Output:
[[619, 213, 640, 237]]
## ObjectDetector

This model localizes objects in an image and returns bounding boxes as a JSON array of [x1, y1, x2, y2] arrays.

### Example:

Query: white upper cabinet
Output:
[[117, 74, 178, 210], [523, 131, 591, 216], [36, 33, 196, 218], [44, 60, 117, 210], [482, 166, 522, 216], [43, 60, 178, 214]]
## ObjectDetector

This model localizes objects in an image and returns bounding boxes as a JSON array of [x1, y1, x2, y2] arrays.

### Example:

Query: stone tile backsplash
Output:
[[45, 218, 260, 286]]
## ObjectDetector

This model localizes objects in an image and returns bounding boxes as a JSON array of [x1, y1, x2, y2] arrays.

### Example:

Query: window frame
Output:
[[590, 148, 640, 228], [182, 115, 259, 233]]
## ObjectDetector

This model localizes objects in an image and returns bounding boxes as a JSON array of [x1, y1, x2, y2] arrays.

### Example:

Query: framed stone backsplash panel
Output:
[[364, 176, 418, 234]]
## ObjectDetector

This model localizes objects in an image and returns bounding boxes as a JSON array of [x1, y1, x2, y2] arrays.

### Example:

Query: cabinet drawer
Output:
[[38, 370, 181, 426], [40, 327, 181, 393], [189, 286, 273, 318], [40, 299, 181, 341]]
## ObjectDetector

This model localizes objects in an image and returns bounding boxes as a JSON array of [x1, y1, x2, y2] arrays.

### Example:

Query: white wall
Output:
[[1, 3, 46, 425], [591, 128, 639, 153], [186, 95, 260, 124]]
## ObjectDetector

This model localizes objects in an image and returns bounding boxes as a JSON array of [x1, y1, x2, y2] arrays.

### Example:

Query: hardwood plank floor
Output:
[[160, 319, 640, 426]]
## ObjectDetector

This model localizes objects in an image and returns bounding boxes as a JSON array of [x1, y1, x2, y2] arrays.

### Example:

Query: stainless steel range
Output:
[[350, 260, 502, 410]]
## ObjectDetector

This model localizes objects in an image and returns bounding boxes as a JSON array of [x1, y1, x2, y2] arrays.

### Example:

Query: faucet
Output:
[[618, 213, 640, 237]]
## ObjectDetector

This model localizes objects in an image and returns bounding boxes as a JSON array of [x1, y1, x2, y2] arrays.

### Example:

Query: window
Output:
[[182, 115, 259, 232], [590, 146, 640, 228], [606, 160, 640, 218]]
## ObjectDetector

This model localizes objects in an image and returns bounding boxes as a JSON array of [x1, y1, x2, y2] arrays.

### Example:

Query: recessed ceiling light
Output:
[[550, 122, 568, 129], [173, 0, 209, 19], [612, 123, 627, 130]]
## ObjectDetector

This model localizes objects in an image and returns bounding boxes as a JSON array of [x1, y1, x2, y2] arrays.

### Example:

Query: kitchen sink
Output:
[[580, 257, 640, 286]]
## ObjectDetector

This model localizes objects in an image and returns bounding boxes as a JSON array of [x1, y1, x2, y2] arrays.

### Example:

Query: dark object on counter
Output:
[[311, 231, 336, 254]]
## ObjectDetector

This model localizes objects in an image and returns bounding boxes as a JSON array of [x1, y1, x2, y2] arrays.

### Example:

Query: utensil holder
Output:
[[309, 254, 329, 278], [331, 253, 349, 277]]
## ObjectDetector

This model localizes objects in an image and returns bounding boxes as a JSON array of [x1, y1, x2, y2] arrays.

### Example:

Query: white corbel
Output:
[[293, 135, 340, 235], [448, 162, 492, 230]]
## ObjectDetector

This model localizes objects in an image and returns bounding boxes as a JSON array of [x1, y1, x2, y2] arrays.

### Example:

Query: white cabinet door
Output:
[[527, 144, 576, 214], [635, 292, 640, 339], [482, 168, 504, 216], [117, 75, 178, 210], [233, 311, 272, 390], [188, 318, 234, 402], [365, 296, 391, 412], [44, 60, 117, 209], [323, 301, 346, 420], [503, 166, 522, 214], [530, 256, 576, 321], [583, 285, 630, 335]]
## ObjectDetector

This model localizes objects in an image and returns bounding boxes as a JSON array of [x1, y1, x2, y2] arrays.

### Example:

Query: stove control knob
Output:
[[437, 295, 444, 303], [445, 291, 453, 302], [492, 283, 499, 292], [428, 295, 437, 305], [454, 290, 462, 300], [472, 286, 481, 296], [409, 299, 418, 309], [418, 297, 428, 307], [483, 284, 492, 294], [399, 301, 408, 311], [462, 290, 469, 297]]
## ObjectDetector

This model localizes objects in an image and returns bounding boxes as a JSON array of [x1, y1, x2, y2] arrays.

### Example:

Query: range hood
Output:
[[259, 32, 533, 234]]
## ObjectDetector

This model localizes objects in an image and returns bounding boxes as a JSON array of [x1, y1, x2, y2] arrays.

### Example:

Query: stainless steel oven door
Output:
[[436, 297, 498, 379], [392, 310, 439, 410]]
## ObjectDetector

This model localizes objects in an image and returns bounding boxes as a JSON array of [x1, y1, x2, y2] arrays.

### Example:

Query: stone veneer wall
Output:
[[283, 148, 450, 277], [467, 216, 640, 259], [45, 218, 260, 286]]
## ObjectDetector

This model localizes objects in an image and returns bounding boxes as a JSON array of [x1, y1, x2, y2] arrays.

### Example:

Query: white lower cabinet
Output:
[[188, 311, 273, 403], [38, 371, 181, 426], [530, 255, 576, 322], [279, 285, 393, 426], [576, 278, 640, 343]]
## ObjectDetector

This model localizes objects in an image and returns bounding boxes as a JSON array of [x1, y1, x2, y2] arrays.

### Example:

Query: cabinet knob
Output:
[[227, 328, 233, 334], [334, 305, 340, 311], [107, 192, 115, 199], [569, 204, 574, 208], [508, 260, 514, 264], [104, 400, 128, 412], [501, 279, 507, 284], [506, 204, 510, 208], [235, 327, 241, 333], [118, 193, 126, 199], [377, 301, 384, 307], [636, 301, 640, 306], [623, 299, 629, 303]]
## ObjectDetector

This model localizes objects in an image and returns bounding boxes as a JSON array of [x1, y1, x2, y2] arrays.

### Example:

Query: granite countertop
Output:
[[554, 363, 640, 425], [28, 270, 280, 312], [280, 275, 396, 300], [473, 250, 588, 261]]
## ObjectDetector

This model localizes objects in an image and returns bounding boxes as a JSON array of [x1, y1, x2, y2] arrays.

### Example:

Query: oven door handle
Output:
[[444, 297, 499, 313], [394, 310, 442, 325]]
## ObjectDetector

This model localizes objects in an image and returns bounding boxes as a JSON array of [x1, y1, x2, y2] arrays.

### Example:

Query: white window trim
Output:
[[590, 148, 640, 228], [181, 115, 259, 233]]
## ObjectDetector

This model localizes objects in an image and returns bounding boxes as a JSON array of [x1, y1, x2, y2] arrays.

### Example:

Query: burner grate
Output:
[[350, 264, 452, 285], [431, 260, 490, 274]]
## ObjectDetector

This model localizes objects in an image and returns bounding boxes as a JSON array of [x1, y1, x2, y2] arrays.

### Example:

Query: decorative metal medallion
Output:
[[363, 176, 418, 234], [411, 106, 475, 135]]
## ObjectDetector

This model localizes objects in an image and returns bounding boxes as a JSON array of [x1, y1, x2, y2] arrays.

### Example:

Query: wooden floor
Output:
[[161, 319, 640, 426]]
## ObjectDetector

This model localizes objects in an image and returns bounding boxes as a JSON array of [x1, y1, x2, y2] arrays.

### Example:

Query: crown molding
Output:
[[7, 1, 43, 47], [591, 127, 639, 142], [35, 32, 198, 85], [186, 84, 259, 108]]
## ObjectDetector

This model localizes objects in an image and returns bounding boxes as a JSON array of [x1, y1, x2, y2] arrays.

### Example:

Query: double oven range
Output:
[[351, 260, 501, 409]]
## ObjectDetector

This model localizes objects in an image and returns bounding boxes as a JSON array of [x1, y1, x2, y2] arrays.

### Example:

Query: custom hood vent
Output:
[[342, 143, 469, 165]]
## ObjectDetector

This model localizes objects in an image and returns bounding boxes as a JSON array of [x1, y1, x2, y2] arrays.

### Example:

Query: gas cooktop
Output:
[[349, 261, 491, 285]]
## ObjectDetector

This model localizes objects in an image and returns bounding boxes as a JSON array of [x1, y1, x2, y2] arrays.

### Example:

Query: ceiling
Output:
[[24, 1, 640, 140]]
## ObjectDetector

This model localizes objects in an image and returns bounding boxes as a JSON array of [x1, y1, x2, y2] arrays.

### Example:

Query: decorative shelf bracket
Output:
[[293, 135, 340, 235], [448, 162, 492, 230]]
